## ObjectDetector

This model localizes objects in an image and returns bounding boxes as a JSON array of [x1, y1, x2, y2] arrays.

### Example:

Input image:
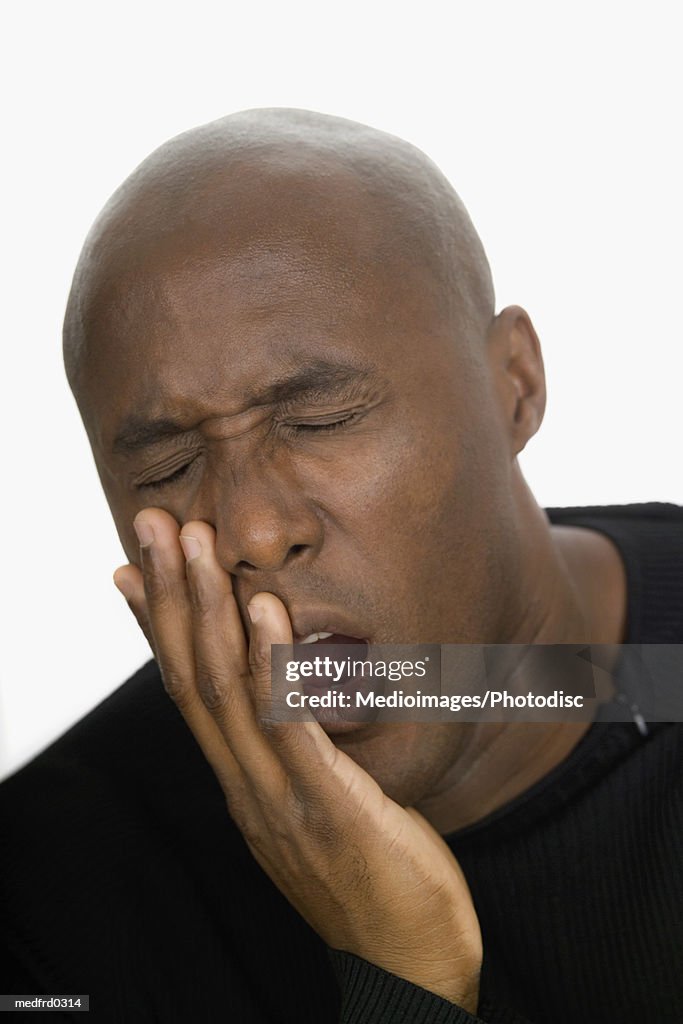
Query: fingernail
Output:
[[180, 534, 202, 561], [248, 602, 264, 624], [134, 517, 154, 547], [113, 571, 134, 601]]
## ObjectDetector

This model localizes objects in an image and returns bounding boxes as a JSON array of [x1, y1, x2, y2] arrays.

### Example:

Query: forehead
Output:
[[80, 223, 451, 452]]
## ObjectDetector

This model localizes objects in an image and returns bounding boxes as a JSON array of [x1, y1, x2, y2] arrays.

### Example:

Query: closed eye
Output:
[[137, 410, 363, 489], [281, 410, 363, 435], [137, 461, 194, 491]]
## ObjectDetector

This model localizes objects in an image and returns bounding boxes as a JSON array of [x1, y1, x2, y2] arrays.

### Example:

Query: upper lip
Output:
[[288, 608, 369, 644]]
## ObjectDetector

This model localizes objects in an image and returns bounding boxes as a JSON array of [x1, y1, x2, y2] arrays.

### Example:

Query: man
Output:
[[1, 109, 681, 1023]]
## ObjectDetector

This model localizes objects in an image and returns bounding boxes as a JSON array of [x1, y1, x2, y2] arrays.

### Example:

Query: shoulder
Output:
[[546, 500, 683, 534], [546, 502, 683, 642]]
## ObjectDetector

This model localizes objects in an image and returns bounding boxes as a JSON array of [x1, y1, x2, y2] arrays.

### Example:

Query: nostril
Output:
[[234, 544, 308, 573]]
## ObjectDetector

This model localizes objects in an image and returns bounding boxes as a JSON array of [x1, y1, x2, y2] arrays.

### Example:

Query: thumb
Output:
[[247, 592, 293, 719]]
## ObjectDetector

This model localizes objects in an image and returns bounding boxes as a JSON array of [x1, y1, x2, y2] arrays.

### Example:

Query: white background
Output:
[[1, 1, 681, 779]]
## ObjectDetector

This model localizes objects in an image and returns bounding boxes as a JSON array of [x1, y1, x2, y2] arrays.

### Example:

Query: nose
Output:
[[199, 463, 323, 576]]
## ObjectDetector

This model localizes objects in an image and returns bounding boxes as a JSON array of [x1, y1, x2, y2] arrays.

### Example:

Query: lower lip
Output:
[[303, 684, 374, 736], [295, 635, 371, 735], [300, 684, 371, 733], [320, 719, 368, 736]]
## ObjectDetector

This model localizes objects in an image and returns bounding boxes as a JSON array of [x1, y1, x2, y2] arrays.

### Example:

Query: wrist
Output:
[[363, 951, 481, 1013]]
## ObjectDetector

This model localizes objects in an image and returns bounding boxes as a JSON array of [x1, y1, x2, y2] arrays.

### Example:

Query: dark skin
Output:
[[64, 110, 627, 1010]]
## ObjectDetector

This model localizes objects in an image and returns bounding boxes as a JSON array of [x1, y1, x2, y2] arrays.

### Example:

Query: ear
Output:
[[486, 305, 546, 456]]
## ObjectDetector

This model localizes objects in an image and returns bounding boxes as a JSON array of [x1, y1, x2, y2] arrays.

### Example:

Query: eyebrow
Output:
[[111, 359, 377, 455]]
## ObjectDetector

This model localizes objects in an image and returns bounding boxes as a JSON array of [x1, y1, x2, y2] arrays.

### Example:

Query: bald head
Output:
[[63, 108, 494, 395], [62, 109, 554, 806]]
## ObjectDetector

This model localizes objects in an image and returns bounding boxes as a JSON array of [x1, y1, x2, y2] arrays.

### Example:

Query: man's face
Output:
[[78, 195, 517, 805]]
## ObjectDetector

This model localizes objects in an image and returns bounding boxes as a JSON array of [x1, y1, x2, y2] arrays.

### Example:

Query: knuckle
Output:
[[160, 668, 191, 710], [223, 792, 247, 826], [235, 666, 252, 691], [244, 817, 295, 861], [303, 814, 338, 850], [295, 793, 340, 850], [249, 643, 272, 677], [260, 716, 292, 748], [230, 786, 303, 867], [143, 568, 173, 608], [239, 819, 268, 856], [186, 572, 218, 623], [259, 713, 278, 738], [195, 664, 230, 715]]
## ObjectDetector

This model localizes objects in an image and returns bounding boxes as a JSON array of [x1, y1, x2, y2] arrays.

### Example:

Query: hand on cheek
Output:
[[112, 506, 483, 1013]]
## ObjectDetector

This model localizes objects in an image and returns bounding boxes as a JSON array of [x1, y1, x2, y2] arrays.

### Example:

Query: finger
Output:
[[179, 520, 282, 784], [247, 592, 344, 791], [113, 564, 154, 651], [134, 509, 239, 783], [246, 591, 294, 719], [242, 590, 385, 859], [134, 509, 194, 680]]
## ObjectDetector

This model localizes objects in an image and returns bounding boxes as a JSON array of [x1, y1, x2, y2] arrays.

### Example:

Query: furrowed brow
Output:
[[111, 360, 378, 455], [256, 360, 376, 406], [111, 418, 190, 455]]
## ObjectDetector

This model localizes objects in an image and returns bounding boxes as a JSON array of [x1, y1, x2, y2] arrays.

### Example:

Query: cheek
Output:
[[325, 433, 491, 591], [304, 420, 468, 547], [303, 412, 510, 640]]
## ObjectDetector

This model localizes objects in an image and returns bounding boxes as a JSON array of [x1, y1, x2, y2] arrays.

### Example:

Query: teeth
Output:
[[299, 632, 334, 644]]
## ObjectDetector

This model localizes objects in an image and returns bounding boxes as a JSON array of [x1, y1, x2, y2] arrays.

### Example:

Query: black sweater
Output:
[[1, 504, 682, 1023]]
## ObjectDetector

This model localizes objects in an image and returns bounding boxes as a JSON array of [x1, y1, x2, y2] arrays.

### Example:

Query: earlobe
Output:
[[489, 305, 547, 456]]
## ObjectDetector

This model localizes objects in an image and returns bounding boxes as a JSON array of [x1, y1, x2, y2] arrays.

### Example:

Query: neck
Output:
[[416, 472, 627, 835]]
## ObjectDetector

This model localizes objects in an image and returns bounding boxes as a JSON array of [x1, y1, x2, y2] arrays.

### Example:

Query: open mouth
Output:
[[294, 632, 370, 684], [289, 632, 374, 734], [296, 632, 367, 646]]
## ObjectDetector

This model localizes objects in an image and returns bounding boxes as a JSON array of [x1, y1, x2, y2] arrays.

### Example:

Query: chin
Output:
[[333, 723, 446, 807]]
